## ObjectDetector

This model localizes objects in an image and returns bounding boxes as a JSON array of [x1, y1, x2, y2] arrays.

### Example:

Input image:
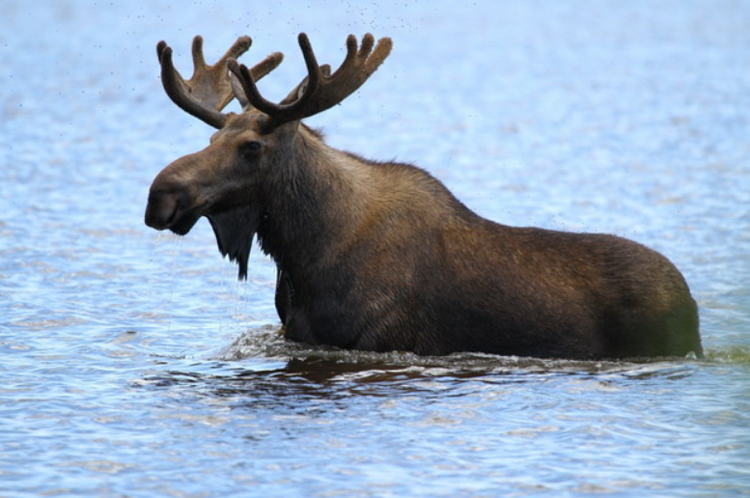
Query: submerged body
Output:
[[265, 127, 701, 359], [145, 33, 702, 360]]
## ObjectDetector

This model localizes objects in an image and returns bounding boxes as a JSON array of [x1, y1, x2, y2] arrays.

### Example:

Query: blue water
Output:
[[2, 1, 750, 497]]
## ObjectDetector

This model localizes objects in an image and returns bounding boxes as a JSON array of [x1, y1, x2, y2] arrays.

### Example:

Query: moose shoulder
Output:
[[144, 33, 702, 360]]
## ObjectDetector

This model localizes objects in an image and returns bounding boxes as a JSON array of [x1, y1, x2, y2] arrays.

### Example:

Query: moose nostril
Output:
[[145, 191, 180, 230], [165, 198, 180, 225]]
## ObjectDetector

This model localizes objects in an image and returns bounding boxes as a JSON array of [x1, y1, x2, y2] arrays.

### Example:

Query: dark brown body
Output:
[[145, 34, 702, 360], [263, 127, 701, 359]]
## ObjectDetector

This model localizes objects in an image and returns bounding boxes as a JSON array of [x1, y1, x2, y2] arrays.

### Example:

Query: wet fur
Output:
[[246, 125, 701, 359]]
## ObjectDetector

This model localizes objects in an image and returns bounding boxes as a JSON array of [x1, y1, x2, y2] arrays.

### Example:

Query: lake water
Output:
[[2, 1, 749, 497]]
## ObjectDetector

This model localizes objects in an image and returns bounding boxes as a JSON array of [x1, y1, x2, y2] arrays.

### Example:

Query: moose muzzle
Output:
[[145, 189, 201, 235]]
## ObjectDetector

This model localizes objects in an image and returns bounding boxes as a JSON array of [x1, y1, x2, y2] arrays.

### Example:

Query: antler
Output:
[[157, 35, 284, 129], [228, 33, 392, 131]]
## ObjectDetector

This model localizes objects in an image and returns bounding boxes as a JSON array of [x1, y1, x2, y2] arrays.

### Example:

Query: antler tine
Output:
[[229, 33, 393, 131], [157, 41, 228, 128], [229, 52, 285, 108], [157, 35, 284, 129], [249, 51, 285, 80], [228, 33, 325, 116]]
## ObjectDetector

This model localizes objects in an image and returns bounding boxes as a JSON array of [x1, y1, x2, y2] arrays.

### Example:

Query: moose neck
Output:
[[256, 125, 370, 275]]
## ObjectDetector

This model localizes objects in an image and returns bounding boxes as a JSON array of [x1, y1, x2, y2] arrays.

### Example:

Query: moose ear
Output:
[[279, 64, 332, 105]]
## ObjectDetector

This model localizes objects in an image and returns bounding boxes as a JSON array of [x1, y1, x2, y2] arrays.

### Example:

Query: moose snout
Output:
[[145, 190, 182, 230]]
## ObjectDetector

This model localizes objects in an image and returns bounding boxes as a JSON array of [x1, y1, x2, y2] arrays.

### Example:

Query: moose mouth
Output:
[[144, 190, 203, 235], [144, 203, 202, 236], [169, 210, 202, 235]]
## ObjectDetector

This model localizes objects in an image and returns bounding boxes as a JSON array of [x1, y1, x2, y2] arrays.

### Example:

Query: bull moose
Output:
[[144, 33, 702, 359]]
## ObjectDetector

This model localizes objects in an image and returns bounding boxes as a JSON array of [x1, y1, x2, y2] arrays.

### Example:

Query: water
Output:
[[2, 0, 749, 496]]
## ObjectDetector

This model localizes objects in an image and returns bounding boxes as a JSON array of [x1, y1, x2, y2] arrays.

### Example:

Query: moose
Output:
[[144, 33, 702, 359]]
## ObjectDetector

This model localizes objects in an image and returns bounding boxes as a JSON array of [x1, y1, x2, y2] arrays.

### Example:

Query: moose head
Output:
[[145, 33, 392, 278]]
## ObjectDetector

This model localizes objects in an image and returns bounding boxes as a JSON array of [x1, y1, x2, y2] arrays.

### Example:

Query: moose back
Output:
[[144, 33, 702, 359]]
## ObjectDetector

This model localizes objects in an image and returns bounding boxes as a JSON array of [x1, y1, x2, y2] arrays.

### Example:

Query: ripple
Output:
[[2, 1, 749, 497]]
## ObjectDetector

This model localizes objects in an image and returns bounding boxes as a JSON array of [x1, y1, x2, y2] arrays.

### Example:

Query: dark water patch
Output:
[[132, 325, 714, 407]]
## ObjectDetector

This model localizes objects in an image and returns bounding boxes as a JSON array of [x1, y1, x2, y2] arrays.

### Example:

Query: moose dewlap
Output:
[[144, 33, 702, 360]]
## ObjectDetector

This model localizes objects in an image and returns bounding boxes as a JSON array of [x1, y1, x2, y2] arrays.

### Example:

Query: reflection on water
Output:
[[2, 0, 750, 496], [126, 331, 750, 497], [150, 329, 711, 401]]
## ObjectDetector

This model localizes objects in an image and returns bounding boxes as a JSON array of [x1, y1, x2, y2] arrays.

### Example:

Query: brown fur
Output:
[[145, 34, 702, 359]]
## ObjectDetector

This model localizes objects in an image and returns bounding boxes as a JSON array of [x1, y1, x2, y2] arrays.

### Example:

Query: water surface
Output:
[[2, 1, 749, 497]]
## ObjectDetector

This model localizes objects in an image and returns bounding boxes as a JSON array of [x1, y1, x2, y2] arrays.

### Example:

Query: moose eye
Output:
[[240, 140, 263, 158]]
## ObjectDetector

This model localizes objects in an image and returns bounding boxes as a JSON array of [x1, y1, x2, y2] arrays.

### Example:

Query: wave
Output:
[[205, 325, 749, 380]]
